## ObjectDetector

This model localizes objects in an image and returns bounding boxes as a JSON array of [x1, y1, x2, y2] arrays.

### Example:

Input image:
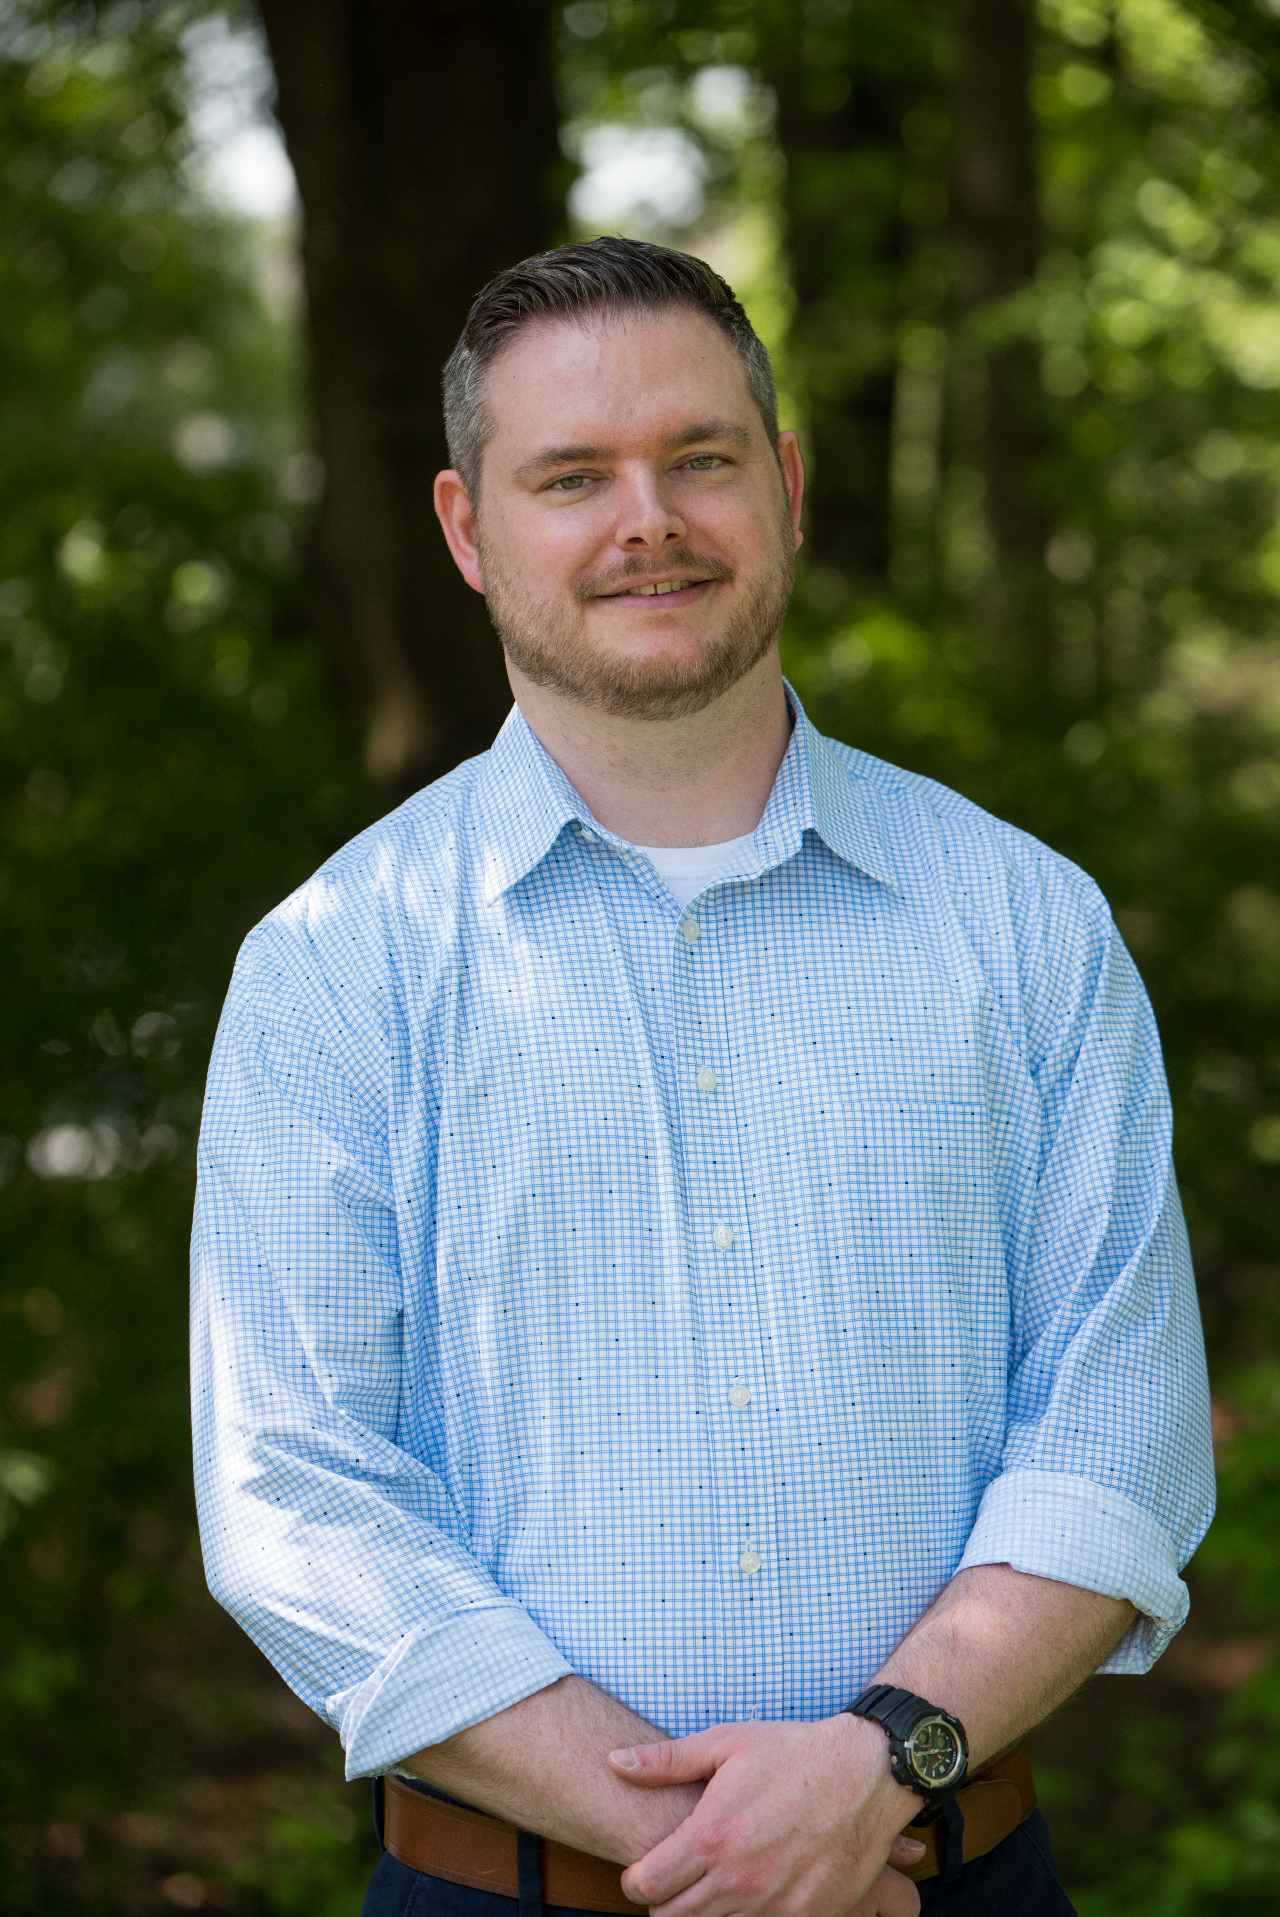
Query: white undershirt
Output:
[[632, 832, 758, 910]]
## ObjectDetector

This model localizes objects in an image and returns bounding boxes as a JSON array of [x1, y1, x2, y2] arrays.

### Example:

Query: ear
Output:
[[776, 431, 805, 550], [433, 470, 486, 594]]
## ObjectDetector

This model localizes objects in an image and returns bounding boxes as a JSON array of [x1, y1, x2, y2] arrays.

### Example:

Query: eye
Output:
[[547, 473, 590, 492], [684, 454, 724, 471]]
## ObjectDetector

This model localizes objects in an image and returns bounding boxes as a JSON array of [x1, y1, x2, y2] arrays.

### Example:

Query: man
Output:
[[192, 237, 1215, 1917]]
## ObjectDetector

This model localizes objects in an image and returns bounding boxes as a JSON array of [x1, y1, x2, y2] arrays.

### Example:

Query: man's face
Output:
[[441, 308, 803, 721]]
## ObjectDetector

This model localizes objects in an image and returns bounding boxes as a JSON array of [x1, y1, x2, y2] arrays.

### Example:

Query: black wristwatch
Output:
[[843, 1684, 969, 1820]]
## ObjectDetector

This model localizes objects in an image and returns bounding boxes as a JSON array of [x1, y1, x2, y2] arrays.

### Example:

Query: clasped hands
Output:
[[606, 1712, 926, 1917]]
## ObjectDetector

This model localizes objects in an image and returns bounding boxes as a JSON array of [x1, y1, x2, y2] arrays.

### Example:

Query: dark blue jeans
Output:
[[361, 1809, 1077, 1917]]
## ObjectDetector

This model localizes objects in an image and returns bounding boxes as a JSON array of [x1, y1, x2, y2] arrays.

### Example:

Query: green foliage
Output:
[[1066, 1376, 1280, 1912], [0, 2, 378, 1908]]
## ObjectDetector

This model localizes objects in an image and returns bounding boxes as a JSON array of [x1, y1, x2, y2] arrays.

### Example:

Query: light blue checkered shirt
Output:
[[191, 692, 1215, 1782]]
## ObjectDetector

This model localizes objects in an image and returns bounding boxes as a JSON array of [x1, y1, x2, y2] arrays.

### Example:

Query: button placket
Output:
[[672, 902, 774, 1636]]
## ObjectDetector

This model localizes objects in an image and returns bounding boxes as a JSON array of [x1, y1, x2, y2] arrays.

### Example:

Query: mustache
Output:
[[574, 548, 736, 605]]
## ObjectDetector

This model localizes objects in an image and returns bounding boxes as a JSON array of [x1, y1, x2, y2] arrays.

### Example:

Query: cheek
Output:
[[689, 484, 782, 558], [485, 508, 564, 586], [511, 506, 616, 586]]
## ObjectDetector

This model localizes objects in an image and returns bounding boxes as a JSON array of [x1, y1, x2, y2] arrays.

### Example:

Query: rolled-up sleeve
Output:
[[957, 900, 1215, 1668], [191, 919, 572, 1779]]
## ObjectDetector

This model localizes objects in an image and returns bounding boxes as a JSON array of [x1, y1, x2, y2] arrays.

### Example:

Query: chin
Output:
[[602, 630, 721, 671]]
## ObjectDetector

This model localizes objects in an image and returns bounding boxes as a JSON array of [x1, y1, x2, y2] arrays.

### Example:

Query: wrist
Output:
[[821, 1709, 922, 1830]]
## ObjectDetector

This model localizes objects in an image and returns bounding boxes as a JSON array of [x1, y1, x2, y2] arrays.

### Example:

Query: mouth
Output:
[[597, 577, 717, 601]]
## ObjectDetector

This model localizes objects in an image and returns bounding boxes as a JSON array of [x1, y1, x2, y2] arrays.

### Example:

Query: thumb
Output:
[[609, 1728, 723, 1786]]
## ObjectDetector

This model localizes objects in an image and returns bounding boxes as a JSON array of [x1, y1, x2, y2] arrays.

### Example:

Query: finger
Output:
[[618, 1807, 718, 1908], [885, 1834, 927, 1869], [609, 1727, 725, 1786], [870, 1866, 921, 1917], [619, 1846, 706, 1911]]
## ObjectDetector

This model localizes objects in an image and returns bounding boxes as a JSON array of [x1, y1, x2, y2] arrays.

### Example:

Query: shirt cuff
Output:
[[327, 1603, 575, 1779], [956, 1467, 1189, 1672]]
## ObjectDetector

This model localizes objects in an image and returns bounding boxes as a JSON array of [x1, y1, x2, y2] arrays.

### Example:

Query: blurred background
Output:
[[3, 0, 1280, 1910]]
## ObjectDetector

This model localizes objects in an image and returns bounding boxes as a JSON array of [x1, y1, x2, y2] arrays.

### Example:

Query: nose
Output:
[[612, 465, 686, 551]]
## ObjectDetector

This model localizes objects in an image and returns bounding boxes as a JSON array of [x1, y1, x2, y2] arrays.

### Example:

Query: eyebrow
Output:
[[514, 417, 752, 479]]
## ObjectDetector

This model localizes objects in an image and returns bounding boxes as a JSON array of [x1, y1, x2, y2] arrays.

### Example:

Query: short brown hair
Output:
[[442, 235, 779, 498]]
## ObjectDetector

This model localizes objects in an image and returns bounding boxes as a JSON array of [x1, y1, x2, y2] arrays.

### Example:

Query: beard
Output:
[[477, 505, 797, 722]]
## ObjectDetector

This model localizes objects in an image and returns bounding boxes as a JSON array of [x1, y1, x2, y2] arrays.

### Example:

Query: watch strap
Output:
[[848, 1683, 929, 1743]]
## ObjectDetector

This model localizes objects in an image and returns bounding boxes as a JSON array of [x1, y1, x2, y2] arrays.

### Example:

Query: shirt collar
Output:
[[472, 704, 585, 904], [798, 702, 899, 893], [473, 685, 899, 903]]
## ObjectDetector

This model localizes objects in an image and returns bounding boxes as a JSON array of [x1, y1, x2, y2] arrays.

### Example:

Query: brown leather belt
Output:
[[383, 1742, 1036, 1908], [898, 1743, 1036, 1884]]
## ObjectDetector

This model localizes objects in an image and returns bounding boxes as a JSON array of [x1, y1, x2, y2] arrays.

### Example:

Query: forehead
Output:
[[483, 308, 760, 453]]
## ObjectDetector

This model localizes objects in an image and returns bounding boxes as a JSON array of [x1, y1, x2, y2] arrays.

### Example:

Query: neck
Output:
[[507, 648, 792, 848]]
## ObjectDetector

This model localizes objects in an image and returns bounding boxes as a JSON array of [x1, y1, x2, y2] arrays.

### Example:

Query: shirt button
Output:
[[696, 1067, 718, 1093], [681, 918, 700, 944], [728, 1384, 751, 1409], [712, 1223, 735, 1250], [738, 1549, 762, 1576]]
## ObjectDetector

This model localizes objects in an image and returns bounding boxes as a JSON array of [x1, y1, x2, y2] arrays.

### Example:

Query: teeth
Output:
[[628, 581, 690, 596]]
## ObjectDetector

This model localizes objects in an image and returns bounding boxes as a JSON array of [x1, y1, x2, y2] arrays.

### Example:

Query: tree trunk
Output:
[[256, 0, 565, 789], [950, 0, 1046, 570], [762, 3, 941, 597]]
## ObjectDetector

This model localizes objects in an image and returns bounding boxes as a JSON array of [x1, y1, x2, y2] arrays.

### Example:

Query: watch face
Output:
[[905, 1717, 966, 1788]]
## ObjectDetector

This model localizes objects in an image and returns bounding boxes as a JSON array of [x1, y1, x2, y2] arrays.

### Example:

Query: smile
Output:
[[604, 578, 713, 598]]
